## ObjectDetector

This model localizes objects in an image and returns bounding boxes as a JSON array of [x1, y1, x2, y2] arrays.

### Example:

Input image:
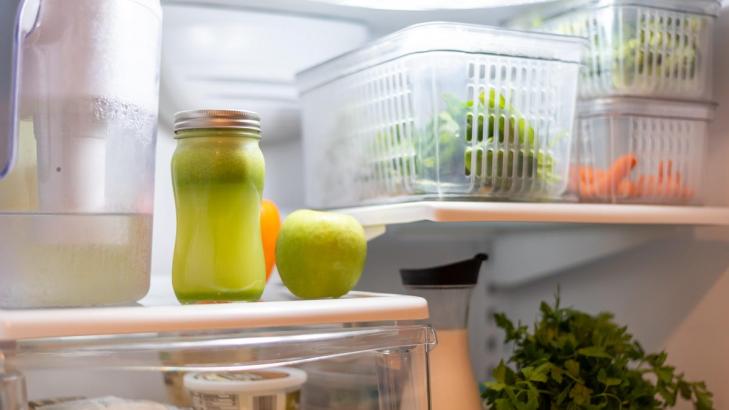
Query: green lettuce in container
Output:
[[423, 90, 557, 192], [546, 10, 710, 98], [370, 88, 559, 197]]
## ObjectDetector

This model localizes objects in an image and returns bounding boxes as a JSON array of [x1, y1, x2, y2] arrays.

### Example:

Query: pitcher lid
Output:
[[400, 253, 487, 287]]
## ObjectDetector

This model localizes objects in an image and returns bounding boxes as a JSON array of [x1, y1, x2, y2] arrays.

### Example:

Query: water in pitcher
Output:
[[0, 213, 152, 308]]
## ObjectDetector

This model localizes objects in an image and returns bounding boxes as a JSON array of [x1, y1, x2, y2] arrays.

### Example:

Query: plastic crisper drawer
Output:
[[573, 97, 714, 205], [0, 284, 433, 410], [297, 22, 585, 208], [520, 0, 720, 99]]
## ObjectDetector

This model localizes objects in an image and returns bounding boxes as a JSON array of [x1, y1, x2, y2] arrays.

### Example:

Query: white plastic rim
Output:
[[578, 98, 717, 121], [557, 0, 721, 16], [184, 368, 307, 394], [297, 22, 586, 93]]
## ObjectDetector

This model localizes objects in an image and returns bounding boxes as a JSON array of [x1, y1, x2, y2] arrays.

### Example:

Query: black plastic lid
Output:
[[400, 254, 488, 287]]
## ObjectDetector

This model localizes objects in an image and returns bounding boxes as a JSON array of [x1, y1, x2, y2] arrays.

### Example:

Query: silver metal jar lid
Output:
[[174, 109, 261, 134]]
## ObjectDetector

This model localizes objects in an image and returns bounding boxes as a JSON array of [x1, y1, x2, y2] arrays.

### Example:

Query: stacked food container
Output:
[[514, 0, 720, 204], [297, 23, 587, 207]]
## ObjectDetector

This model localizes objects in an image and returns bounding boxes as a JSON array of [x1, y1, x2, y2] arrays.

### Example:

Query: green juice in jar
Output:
[[171, 110, 266, 303]]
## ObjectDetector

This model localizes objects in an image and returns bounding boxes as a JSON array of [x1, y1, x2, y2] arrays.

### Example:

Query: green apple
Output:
[[276, 210, 367, 299]]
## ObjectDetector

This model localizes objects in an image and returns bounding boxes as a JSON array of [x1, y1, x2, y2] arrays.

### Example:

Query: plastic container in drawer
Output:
[[297, 22, 585, 208], [527, 0, 720, 99], [573, 97, 714, 204]]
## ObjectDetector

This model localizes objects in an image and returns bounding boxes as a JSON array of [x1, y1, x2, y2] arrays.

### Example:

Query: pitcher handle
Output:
[[0, 0, 24, 179]]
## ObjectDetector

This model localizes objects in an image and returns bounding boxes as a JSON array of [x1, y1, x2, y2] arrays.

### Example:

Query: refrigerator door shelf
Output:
[[0, 290, 428, 341]]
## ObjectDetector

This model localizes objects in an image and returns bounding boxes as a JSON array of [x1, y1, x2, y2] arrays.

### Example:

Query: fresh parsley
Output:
[[482, 295, 714, 410]]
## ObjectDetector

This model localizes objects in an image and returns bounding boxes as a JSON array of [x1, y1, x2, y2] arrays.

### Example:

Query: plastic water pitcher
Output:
[[0, 0, 162, 307], [400, 254, 488, 410]]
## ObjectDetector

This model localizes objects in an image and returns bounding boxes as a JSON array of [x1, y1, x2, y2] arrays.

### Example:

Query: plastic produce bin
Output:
[[302, 357, 380, 410], [573, 97, 714, 204], [297, 23, 585, 208], [0, 287, 433, 410], [523, 0, 720, 99]]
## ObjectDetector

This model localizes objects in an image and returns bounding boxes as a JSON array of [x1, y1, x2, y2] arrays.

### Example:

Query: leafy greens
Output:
[[483, 295, 714, 410]]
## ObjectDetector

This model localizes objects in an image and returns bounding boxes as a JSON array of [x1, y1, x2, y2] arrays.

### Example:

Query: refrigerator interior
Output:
[[135, 0, 729, 408]]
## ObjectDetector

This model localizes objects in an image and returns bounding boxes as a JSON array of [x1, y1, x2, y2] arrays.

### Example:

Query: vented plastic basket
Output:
[[528, 0, 719, 99], [573, 98, 714, 204], [297, 23, 585, 208]]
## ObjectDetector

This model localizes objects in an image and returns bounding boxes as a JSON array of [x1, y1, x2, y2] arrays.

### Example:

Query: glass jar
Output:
[[171, 109, 266, 303]]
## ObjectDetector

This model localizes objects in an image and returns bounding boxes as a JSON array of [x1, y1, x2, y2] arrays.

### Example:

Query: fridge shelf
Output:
[[336, 201, 729, 237], [0, 288, 428, 341]]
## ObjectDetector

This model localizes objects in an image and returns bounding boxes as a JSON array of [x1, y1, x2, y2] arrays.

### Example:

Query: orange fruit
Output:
[[261, 199, 281, 281]]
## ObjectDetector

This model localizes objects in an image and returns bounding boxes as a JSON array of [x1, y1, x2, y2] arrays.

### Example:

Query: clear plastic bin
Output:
[[573, 97, 714, 204], [0, 284, 434, 410], [0, 325, 432, 410], [302, 357, 380, 410], [525, 0, 720, 99], [297, 23, 585, 208]]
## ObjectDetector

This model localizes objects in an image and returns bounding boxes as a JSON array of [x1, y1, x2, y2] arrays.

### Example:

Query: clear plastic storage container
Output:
[[297, 23, 585, 208], [0, 290, 434, 410], [573, 98, 714, 204], [524, 0, 720, 99]]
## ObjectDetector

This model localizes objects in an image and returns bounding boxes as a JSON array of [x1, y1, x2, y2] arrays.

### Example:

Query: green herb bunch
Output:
[[482, 296, 714, 410]]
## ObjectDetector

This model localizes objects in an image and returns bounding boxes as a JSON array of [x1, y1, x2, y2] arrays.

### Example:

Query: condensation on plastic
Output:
[[535, 1, 717, 99], [14, 0, 162, 214], [298, 23, 584, 208], [574, 98, 713, 205]]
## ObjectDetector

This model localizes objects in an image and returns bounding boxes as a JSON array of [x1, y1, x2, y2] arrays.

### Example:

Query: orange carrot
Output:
[[579, 167, 607, 185], [681, 186, 695, 200], [579, 177, 595, 198], [658, 160, 673, 183], [569, 167, 581, 193], [617, 179, 636, 198], [593, 154, 638, 197], [639, 175, 659, 198], [665, 177, 693, 200]]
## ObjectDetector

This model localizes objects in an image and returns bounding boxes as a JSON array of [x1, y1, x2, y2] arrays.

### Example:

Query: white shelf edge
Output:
[[0, 292, 428, 341], [337, 201, 729, 228]]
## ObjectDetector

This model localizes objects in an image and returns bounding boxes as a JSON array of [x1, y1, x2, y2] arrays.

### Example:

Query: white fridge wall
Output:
[[158, 4, 370, 141]]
